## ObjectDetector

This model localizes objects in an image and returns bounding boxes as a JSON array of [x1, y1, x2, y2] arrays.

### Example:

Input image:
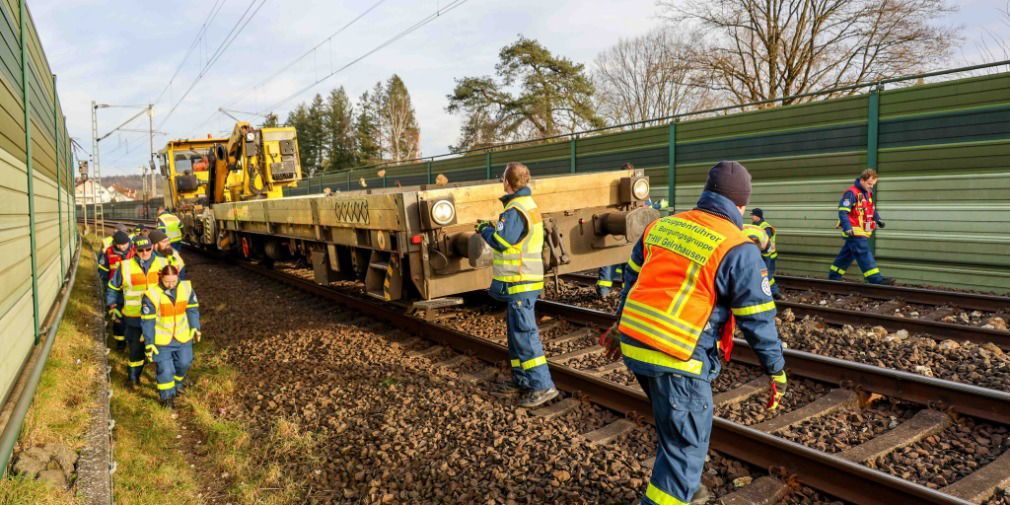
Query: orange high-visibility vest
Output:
[[618, 209, 750, 361]]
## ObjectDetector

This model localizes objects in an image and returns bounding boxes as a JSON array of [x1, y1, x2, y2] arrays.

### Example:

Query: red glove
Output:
[[599, 324, 621, 360]]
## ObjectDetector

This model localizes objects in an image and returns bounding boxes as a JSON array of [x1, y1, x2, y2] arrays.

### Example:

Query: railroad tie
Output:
[[433, 355, 469, 369], [546, 327, 594, 346], [839, 409, 951, 463], [716, 476, 790, 505], [530, 398, 579, 419], [751, 389, 858, 433], [460, 367, 497, 384], [553, 345, 603, 364], [712, 377, 769, 406], [940, 449, 1010, 504], [581, 419, 637, 446], [407, 345, 445, 358]]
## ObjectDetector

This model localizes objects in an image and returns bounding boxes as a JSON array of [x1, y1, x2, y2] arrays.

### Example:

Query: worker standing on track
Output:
[[98, 231, 134, 350], [749, 209, 781, 299], [150, 229, 186, 279], [141, 264, 200, 409], [106, 236, 169, 389], [156, 207, 184, 252], [477, 162, 559, 409], [596, 264, 623, 298], [602, 161, 787, 505], [828, 169, 894, 285]]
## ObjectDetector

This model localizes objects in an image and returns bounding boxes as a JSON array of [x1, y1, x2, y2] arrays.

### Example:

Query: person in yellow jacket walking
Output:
[[140, 264, 201, 408], [156, 206, 184, 252]]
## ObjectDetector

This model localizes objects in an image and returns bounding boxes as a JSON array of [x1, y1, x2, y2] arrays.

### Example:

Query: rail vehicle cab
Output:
[[159, 122, 303, 247]]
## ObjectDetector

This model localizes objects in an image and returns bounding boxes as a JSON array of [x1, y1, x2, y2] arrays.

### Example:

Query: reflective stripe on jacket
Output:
[[141, 280, 198, 346], [742, 224, 769, 252], [491, 195, 545, 294], [837, 183, 875, 237], [158, 212, 183, 243], [757, 220, 777, 259], [120, 256, 168, 317], [617, 209, 750, 361]]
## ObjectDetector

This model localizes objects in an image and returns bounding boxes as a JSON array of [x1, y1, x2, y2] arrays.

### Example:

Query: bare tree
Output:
[[594, 27, 718, 124], [976, 1, 1010, 68], [658, 0, 960, 105]]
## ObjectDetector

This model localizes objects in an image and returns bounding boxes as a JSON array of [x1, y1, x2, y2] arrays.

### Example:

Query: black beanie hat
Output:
[[113, 231, 130, 245], [751, 208, 764, 219], [704, 161, 752, 206], [148, 229, 168, 244]]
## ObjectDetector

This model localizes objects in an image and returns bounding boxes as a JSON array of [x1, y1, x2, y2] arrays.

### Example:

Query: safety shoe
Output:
[[124, 377, 139, 391], [161, 397, 175, 409], [772, 292, 784, 301], [490, 380, 525, 398], [690, 485, 711, 505], [880, 277, 897, 286], [518, 387, 559, 408], [596, 287, 611, 298]]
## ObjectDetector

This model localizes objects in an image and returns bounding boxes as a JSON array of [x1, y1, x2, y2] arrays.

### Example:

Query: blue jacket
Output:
[[106, 254, 162, 327], [838, 178, 883, 234], [617, 191, 785, 380], [140, 284, 200, 345], [479, 187, 541, 299]]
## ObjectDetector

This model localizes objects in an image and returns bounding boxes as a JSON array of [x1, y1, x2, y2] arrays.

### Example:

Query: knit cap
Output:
[[704, 161, 752, 206]]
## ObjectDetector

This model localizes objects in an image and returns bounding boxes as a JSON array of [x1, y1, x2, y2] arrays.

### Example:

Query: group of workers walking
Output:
[[97, 207, 198, 409], [481, 161, 891, 504]]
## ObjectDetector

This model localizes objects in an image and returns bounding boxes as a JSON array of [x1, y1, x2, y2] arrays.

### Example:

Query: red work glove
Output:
[[598, 324, 622, 360], [767, 371, 787, 410]]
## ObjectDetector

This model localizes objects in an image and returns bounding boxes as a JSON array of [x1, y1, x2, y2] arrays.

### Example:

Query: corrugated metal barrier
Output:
[[0, 0, 80, 472], [293, 65, 1010, 293]]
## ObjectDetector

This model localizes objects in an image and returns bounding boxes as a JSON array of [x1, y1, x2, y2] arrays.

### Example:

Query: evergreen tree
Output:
[[285, 94, 327, 176], [324, 87, 356, 171], [447, 36, 603, 151], [354, 90, 382, 165], [261, 112, 279, 127]]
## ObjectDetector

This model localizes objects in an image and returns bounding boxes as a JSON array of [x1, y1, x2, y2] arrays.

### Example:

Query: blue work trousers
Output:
[[762, 256, 779, 295], [124, 321, 146, 381], [829, 237, 885, 283], [170, 242, 182, 252], [635, 372, 713, 505], [110, 317, 126, 350], [153, 341, 194, 400], [597, 264, 624, 296], [504, 293, 554, 391]]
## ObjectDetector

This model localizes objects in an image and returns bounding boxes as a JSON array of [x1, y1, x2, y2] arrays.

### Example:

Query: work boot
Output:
[[879, 277, 897, 286], [596, 287, 611, 298], [518, 387, 559, 409], [161, 397, 175, 409], [490, 380, 525, 398], [124, 377, 138, 391], [691, 485, 711, 505], [772, 292, 784, 301]]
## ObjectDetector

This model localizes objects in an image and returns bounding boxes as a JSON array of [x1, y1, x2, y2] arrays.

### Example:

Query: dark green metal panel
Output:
[[667, 122, 676, 209], [19, 0, 37, 343], [569, 138, 576, 173]]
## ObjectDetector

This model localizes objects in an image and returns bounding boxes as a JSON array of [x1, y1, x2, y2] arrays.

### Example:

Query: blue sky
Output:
[[30, 0, 1010, 176]]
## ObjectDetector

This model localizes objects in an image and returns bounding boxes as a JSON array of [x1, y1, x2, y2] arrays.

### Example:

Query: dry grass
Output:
[[0, 240, 104, 504]]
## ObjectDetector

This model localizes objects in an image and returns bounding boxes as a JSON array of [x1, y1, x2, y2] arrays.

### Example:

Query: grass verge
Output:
[[0, 239, 100, 504]]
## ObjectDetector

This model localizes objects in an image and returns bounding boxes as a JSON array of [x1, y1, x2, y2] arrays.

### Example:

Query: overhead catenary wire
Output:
[[151, 0, 229, 106], [258, 0, 468, 115], [194, 0, 391, 130], [156, 0, 270, 131]]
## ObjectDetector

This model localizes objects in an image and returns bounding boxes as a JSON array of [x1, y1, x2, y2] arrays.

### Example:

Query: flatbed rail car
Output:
[[208, 169, 658, 301]]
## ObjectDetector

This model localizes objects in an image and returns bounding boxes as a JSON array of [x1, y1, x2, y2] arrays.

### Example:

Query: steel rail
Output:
[[777, 301, 1009, 348], [230, 260, 968, 505], [535, 300, 1010, 425], [776, 275, 1010, 313], [556, 274, 1010, 348]]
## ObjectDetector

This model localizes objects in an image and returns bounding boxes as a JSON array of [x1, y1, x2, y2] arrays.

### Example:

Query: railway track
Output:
[[561, 273, 1010, 349], [226, 261, 1010, 504], [86, 218, 1010, 504]]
